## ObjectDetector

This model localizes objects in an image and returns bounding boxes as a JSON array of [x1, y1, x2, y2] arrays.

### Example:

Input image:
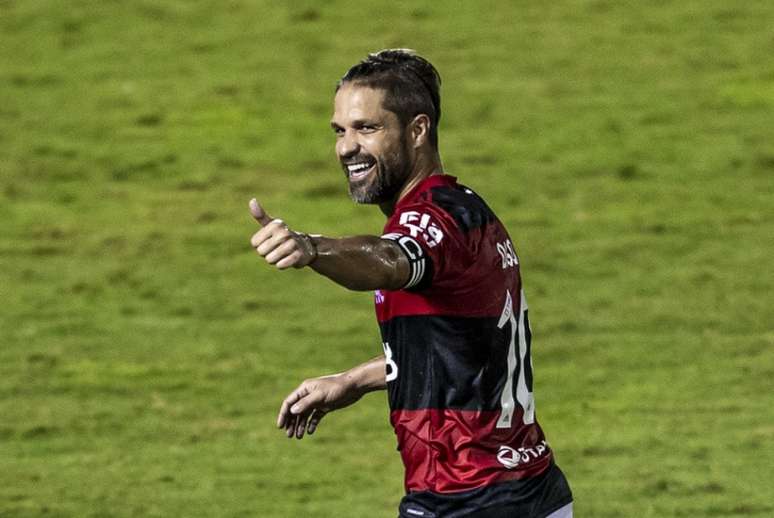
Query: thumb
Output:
[[249, 198, 273, 227]]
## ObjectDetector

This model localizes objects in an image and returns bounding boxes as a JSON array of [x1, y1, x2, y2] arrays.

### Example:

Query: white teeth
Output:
[[347, 162, 372, 174], [347, 163, 366, 171]]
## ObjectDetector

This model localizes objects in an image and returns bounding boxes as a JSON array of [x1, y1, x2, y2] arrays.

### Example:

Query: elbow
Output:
[[340, 242, 407, 291]]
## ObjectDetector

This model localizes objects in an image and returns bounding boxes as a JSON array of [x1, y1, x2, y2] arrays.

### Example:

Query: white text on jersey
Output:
[[496, 239, 519, 269], [398, 211, 444, 248]]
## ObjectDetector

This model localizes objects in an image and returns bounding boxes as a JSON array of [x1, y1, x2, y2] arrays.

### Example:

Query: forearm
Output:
[[248, 202, 410, 290], [337, 355, 387, 395], [309, 236, 409, 291]]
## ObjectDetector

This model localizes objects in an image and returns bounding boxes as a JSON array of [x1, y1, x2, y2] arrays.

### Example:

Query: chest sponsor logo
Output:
[[497, 440, 549, 469], [398, 211, 443, 248]]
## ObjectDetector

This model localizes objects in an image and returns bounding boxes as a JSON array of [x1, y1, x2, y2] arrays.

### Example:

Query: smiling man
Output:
[[249, 49, 573, 518]]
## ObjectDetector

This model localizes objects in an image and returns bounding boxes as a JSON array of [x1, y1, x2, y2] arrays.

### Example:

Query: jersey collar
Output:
[[395, 174, 458, 211]]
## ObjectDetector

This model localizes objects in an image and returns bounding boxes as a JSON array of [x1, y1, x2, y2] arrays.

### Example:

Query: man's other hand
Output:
[[249, 198, 317, 269], [277, 374, 364, 439]]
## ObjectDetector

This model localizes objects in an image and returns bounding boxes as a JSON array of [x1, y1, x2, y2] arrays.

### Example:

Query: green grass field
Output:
[[2, 1, 773, 516]]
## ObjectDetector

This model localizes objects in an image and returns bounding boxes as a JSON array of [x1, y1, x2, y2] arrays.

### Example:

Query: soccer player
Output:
[[249, 49, 573, 517]]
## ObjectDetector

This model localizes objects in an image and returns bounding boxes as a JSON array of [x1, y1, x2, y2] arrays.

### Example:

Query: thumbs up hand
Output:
[[249, 198, 273, 227], [249, 198, 318, 269]]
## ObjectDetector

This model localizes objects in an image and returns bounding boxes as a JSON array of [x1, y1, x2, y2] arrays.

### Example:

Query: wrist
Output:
[[338, 369, 365, 397], [296, 232, 319, 266], [342, 356, 387, 394]]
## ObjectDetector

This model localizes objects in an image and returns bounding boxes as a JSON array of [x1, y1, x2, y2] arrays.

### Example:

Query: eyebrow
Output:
[[330, 119, 380, 129]]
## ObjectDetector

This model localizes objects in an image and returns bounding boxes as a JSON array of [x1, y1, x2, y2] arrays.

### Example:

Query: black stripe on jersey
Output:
[[381, 314, 514, 411], [428, 184, 496, 233], [399, 462, 573, 518], [381, 233, 433, 290]]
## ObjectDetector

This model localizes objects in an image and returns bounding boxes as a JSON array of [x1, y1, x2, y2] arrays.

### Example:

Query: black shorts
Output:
[[398, 463, 573, 518]]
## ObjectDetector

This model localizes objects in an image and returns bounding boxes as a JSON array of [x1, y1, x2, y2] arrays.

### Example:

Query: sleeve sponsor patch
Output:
[[397, 211, 444, 248], [381, 233, 429, 290]]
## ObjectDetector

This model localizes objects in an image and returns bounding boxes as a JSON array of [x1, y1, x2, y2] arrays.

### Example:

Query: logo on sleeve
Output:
[[398, 211, 444, 248]]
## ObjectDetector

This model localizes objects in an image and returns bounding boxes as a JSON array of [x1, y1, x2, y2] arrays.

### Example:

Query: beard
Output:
[[346, 140, 412, 205]]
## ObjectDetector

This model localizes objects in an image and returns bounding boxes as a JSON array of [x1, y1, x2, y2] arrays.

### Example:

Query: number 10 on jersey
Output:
[[496, 290, 535, 428]]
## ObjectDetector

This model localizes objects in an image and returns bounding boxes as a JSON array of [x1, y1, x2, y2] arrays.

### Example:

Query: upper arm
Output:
[[382, 203, 471, 291], [308, 235, 413, 291], [374, 237, 413, 290]]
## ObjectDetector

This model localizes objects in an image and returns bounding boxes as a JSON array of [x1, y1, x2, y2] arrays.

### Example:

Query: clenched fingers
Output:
[[250, 219, 286, 249], [265, 238, 301, 265], [251, 222, 309, 269], [275, 250, 305, 270]]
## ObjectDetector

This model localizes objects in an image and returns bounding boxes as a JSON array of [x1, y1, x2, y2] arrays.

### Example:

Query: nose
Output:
[[337, 130, 359, 159]]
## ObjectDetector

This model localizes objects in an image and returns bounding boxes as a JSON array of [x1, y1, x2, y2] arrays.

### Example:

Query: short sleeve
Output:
[[381, 203, 471, 290]]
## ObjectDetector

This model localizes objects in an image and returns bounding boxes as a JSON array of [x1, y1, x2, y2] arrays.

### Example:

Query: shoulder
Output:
[[424, 183, 497, 234], [384, 177, 500, 250]]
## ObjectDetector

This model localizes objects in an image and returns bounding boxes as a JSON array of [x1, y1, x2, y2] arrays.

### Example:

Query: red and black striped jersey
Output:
[[377, 174, 554, 497]]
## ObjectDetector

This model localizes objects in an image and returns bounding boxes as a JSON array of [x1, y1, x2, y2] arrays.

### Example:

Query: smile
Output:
[[346, 161, 376, 181]]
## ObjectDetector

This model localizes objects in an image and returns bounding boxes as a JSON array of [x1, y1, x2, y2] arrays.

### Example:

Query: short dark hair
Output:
[[338, 49, 442, 149]]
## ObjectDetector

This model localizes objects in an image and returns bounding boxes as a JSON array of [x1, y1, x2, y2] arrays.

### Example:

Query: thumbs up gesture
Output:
[[249, 198, 318, 269]]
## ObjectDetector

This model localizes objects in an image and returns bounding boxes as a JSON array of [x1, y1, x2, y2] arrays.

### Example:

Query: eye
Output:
[[359, 125, 377, 133]]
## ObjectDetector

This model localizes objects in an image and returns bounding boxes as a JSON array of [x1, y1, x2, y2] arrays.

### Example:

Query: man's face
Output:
[[331, 83, 412, 204]]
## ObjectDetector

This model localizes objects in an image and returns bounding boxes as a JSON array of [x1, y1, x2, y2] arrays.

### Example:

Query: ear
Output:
[[408, 114, 431, 149]]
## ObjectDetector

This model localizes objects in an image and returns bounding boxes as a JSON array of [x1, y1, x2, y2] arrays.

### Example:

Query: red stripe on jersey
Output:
[[377, 175, 518, 322], [375, 280, 515, 322], [391, 408, 553, 494]]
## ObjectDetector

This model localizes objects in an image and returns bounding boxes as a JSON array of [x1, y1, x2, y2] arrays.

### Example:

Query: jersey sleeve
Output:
[[381, 202, 472, 291]]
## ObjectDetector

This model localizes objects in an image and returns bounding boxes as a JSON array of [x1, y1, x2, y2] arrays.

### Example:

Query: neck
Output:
[[379, 151, 443, 217]]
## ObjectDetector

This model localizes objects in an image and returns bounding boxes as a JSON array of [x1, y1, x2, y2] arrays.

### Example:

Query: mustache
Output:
[[340, 154, 375, 166]]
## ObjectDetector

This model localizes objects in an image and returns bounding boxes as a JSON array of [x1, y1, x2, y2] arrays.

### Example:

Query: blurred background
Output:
[[1, 1, 772, 516]]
